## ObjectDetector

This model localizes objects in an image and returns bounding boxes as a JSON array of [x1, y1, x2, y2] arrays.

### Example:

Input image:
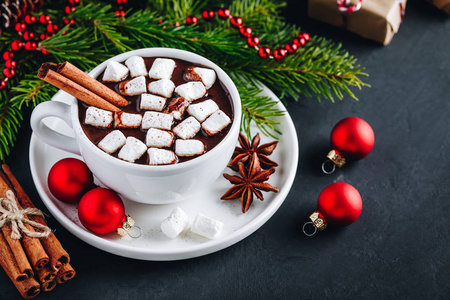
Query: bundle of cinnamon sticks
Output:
[[0, 165, 75, 299]]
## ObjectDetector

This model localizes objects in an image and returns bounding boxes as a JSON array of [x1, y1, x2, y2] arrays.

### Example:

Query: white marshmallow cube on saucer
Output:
[[114, 112, 142, 128], [140, 94, 166, 111], [118, 136, 147, 163], [85, 106, 114, 128], [148, 79, 175, 98], [148, 58, 176, 79], [160, 207, 190, 238], [172, 116, 201, 139], [174, 81, 207, 102], [148, 148, 177, 165], [185, 67, 216, 89], [97, 130, 126, 154], [146, 128, 174, 148], [201, 110, 231, 136], [190, 214, 224, 239], [142, 111, 173, 130], [102, 61, 129, 82], [121, 76, 147, 96], [125, 56, 147, 78], [175, 139, 204, 157], [187, 99, 219, 122]]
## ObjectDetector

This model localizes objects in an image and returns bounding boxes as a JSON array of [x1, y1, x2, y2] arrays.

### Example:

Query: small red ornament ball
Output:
[[48, 158, 94, 203], [330, 117, 375, 161], [317, 182, 362, 226], [78, 187, 125, 235]]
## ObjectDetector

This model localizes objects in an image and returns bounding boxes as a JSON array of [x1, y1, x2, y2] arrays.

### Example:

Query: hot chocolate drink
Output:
[[77, 56, 234, 165]]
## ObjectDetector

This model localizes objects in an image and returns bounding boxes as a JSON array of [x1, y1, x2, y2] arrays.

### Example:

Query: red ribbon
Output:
[[336, 0, 363, 13]]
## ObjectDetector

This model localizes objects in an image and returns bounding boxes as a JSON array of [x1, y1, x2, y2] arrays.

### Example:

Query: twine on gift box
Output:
[[0, 190, 51, 240], [337, 0, 405, 20]]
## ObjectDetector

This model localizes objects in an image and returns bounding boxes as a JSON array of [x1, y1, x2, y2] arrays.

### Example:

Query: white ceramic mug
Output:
[[31, 48, 241, 204]]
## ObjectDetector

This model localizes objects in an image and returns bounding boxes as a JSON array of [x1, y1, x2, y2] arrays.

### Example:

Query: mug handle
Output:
[[30, 101, 81, 155]]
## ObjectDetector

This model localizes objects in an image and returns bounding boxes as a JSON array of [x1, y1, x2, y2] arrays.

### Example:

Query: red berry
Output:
[[11, 40, 23, 51], [285, 42, 298, 54], [69, 0, 80, 4], [0, 80, 6, 89], [230, 16, 243, 28], [299, 32, 310, 42], [293, 37, 306, 47], [247, 35, 260, 47], [14, 22, 26, 32], [120, 11, 125, 17], [175, 21, 180, 27], [65, 6, 76, 14], [41, 48, 50, 55], [5, 60, 16, 68], [24, 41, 37, 51], [218, 8, 231, 19], [258, 46, 271, 59], [23, 31, 35, 40], [40, 33, 49, 40], [202, 10, 215, 20], [122, 0, 127, 3], [185, 15, 198, 25], [239, 26, 252, 37], [24, 15, 36, 24], [3, 68, 15, 78], [273, 48, 287, 61], [39, 14, 51, 24], [2, 51, 13, 60]]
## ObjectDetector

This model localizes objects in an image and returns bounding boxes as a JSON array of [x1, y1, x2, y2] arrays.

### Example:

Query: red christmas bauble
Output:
[[48, 158, 94, 203], [317, 182, 362, 226], [78, 188, 125, 235], [247, 35, 260, 47], [330, 117, 375, 161]]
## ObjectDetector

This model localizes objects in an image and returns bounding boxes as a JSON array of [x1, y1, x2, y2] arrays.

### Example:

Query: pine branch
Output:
[[0, 92, 22, 162]]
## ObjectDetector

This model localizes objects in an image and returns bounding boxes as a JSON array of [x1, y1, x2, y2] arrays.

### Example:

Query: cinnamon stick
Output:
[[2, 165, 71, 270], [57, 61, 128, 107], [37, 265, 57, 283], [37, 62, 121, 112], [56, 263, 76, 284], [41, 279, 57, 292], [0, 231, 30, 282], [0, 174, 33, 281], [0, 171, 50, 272]]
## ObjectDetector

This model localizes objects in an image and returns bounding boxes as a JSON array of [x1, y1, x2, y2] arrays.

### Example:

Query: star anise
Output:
[[227, 132, 278, 171], [221, 153, 279, 213]]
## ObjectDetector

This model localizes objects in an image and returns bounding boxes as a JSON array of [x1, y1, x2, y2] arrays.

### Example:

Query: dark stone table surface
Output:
[[1, 1, 449, 299]]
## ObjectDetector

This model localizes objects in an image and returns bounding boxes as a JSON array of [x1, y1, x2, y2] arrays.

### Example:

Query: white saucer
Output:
[[29, 87, 298, 261]]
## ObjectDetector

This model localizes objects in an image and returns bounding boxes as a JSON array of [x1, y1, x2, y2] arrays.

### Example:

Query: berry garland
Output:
[[185, 7, 310, 61], [1, 3, 309, 90]]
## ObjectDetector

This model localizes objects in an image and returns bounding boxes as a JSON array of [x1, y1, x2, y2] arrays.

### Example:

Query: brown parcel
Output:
[[308, 0, 407, 45], [429, 0, 450, 14]]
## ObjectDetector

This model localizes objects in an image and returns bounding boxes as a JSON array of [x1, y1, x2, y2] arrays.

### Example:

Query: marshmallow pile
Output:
[[84, 56, 232, 165], [160, 207, 224, 239]]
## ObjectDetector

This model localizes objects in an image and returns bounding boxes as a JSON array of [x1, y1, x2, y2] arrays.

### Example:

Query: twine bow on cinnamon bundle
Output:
[[0, 190, 51, 240]]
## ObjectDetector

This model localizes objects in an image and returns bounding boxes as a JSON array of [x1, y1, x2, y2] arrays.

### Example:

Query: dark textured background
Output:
[[2, 0, 449, 299]]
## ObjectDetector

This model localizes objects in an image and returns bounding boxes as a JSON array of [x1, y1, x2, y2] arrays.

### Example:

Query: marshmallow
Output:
[[85, 106, 113, 128], [140, 94, 166, 111], [160, 207, 190, 238], [172, 116, 201, 140], [162, 97, 189, 120], [125, 56, 147, 78], [119, 76, 147, 96], [174, 81, 207, 102], [148, 79, 175, 98], [114, 112, 142, 128], [187, 99, 219, 122], [146, 128, 174, 148], [97, 130, 126, 154], [201, 110, 231, 136], [148, 148, 177, 165], [148, 58, 176, 79], [185, 67, 216, 89], [190, 214, 224, 239], [175, 139, 204, 157], [117, 137, 147, 163], [142, 111, 174, 130], [102, 61, 129, 82]]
